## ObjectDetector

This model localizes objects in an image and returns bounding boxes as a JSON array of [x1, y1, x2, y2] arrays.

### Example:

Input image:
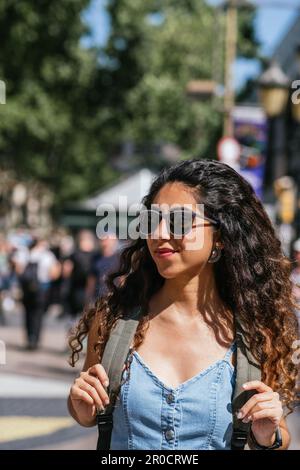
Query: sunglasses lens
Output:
[[139, 209, 201, 237], [139, 210, 161, 236], [170, 209, 195, 236]]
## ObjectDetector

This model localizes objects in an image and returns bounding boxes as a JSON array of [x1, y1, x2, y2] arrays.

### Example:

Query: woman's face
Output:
[[146, 182, 221, 279]]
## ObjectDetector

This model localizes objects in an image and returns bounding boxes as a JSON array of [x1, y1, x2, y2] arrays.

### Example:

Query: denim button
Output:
[[166, 393, 174, 404], [165, 429, 175, 441]]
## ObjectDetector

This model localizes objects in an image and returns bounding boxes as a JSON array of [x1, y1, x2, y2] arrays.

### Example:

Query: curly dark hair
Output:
[[68, 158, 299, 414]]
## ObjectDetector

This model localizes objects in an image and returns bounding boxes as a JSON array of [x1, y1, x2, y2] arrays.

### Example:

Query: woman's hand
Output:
[[236, 380, 283, 447], [69, 364, 110, 427]]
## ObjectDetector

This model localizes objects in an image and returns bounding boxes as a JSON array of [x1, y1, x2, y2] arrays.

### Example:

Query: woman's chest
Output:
[[131, 321, 235, 389]]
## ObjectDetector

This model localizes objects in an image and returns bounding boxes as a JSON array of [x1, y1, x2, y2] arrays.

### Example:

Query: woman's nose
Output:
[[152, 215, 171, 240]]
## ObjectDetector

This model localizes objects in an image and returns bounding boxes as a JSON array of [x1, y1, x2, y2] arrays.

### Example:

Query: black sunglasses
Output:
[[138, 208, 219, 237]]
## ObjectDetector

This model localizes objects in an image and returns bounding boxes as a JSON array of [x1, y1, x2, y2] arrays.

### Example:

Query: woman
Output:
[[68, 159, 299, 450]]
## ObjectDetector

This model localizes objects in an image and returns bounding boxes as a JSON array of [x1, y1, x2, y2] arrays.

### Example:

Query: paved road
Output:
[[0, 308, 97, 450]]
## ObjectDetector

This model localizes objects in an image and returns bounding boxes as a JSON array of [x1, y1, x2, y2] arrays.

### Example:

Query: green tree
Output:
[[0, 0, 260, 211], [102, 0, 259, 169], [0, 0, 116, 210]]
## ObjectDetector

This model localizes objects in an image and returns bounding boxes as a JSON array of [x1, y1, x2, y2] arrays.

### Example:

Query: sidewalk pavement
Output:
[[0, 308, 97, 450]]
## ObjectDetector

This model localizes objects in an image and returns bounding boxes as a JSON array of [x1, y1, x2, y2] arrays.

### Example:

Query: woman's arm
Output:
[[68, 314, 110, 427], [247, 416, 290, 450]]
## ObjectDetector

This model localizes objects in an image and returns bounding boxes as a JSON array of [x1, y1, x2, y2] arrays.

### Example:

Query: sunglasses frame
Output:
[[138, 208, 220, 237]]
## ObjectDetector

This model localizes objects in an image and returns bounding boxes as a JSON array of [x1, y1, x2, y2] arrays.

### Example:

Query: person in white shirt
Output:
[[17, 237, 61, 350]]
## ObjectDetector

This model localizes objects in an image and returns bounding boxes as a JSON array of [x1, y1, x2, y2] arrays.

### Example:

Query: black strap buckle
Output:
[[96, 411, 114, 451], [231, 430, 248, 450], [96, 411, 113, 426]]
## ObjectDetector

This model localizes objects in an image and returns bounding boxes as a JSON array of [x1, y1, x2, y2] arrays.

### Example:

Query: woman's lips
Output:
[[155, 249, 178, 258]]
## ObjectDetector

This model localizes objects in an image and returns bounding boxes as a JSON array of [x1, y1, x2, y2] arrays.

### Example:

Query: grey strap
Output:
[[96, 306, 141, 450], [101, 306, 141, 406], [231, 331, 261, 450]]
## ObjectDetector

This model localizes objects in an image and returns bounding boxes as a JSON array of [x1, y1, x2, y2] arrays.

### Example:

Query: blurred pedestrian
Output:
[[86, 230, 120, 302], [64, 230, 96, 320], [55, 234, 75, 320], [17, 237, 61, 350], [0, 235, 10, 325]]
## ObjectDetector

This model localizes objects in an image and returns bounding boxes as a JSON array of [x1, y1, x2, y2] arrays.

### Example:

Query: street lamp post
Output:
[[222, 0, 254, 137], [223, 0, 238, 137], [258, 61, 290, 202]]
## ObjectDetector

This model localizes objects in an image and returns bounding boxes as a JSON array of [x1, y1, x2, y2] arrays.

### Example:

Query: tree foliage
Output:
[[102, 0, 259, 169], [0, 0, 116, 208], [0, 0, 259, 208]]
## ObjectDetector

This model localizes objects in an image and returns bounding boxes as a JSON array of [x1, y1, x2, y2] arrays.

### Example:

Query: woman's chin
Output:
[[156, 266, 181, 278]]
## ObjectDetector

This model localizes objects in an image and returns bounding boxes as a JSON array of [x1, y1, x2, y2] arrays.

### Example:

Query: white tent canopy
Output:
[[77, 168, 157, 211]]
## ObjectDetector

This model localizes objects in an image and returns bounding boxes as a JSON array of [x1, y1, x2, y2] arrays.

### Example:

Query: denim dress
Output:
[[110, 341, 237, 450]]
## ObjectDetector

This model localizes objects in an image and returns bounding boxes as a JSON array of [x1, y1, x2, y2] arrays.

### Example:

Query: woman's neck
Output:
[[147, 265, 234, 344], [151, 266, 226, 318]]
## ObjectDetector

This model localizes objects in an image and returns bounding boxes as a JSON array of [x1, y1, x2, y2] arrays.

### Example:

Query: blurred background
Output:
[[0, 0, 300, 450]]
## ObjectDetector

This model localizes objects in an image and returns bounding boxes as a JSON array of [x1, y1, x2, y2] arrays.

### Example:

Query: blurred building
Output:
[[233, 13, 300, 251], [272, 14, 300, 79], [62, 168, 157, 236]]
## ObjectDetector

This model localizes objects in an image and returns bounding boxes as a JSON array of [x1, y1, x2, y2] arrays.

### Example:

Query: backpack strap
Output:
[[231, 329, 261, 450], [96, 306, 141, 450]]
